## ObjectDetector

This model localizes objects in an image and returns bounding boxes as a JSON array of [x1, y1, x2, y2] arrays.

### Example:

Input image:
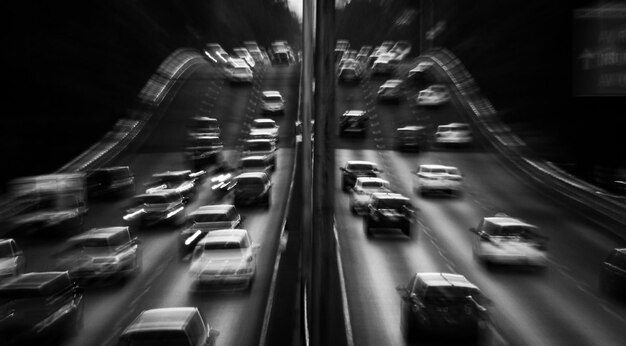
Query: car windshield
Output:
[[245, 142, 272, 151], [497, 225, 540, 237], [423, 287, 477, 304], [255, 122, 275, 129], [193, 213, 232, 222], [347, 164, 375, 171], [263, 96, 282, 103], [0, 242, 13, 257], [204, 240, 244, 250], [242, 159, 266, 168], [375, 198, 409, 210], [361, 181, 385, 189], [73, 238, 110, 249]]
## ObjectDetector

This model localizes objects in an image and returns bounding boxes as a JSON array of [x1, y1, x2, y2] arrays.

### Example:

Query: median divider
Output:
[[419, 48, 626, 232]]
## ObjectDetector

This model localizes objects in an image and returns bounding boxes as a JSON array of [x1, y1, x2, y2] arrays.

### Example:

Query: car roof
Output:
[[371, 192, 409, 200], [262, 91, 282, 97], [346, 160, 377, 166], [0, 271, 70, 291], [192, 205, 235, 215], [343, 110, 366, 116], [244, 138, 274, 144], [383, 79, 403, 86], [236, 172, 269, 179], [123, 308, 200, 334], [254, 118, 276, 124], [69, 227, 128, 241], [355, 177, 388, 184], [419, 164, 458, 170], [416, 272, 478, 290], [483, 216, 538, 229], [198, 229, 248, 245]]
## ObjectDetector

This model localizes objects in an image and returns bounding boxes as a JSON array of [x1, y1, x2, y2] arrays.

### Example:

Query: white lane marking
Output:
[[333, 221, 355, 346]]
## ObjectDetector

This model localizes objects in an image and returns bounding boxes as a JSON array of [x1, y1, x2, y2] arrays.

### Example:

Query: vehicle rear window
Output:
[[423, 287, 477, 304], [204, 240, 243, 250], [375, 198, 410, 210], [0, 242, 13, 257], [193, 213, 231, 223], [263, 96, 282, 103], [254, 122, 276, 129], [361, 181, 385, 188], [245, 142, 272, 151], [347, 164, 375, 171], [75, 238, 110, 249], [242, 159, 266, 168]]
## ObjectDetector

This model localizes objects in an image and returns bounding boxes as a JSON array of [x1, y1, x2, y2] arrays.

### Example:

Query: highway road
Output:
[[334, 67, 626, 346], [11, 61, 300, 346]]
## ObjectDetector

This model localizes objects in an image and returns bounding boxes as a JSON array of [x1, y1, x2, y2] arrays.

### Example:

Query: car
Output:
[[394, 125, 428, 152], [85, 166, 135, 199], [243, 40, 260, 52], [233, 47, 255, 68], [363, 192, 415, 237], [396, 272, 488, 341], [416, 84, 450, 106], [356, 45, 372, 64], [123, 190, 187, 228], [144, 170, 204, 203], [389, 40, 411, 61], [599, 248, 626, 297], [380, 40, 395, 52], [435, 123, 473, 146], [367, 46, 385, 67], [247, 129, 277, 143], [0, 272, 84, 345], [371, 53, 396, 75], [55, 227, 141, 283], [377, 79, 404, 101], [469, 213, 549, 269], [239, 155, 274, 176], [338, 66, 362, 84], [178, 205, 243, 258], [233, 172, 272, 207], [251, 118, 280, 138], [227, 65, 254, 83], [413, 164, 463, 197], [349, 177, 391, 215], [242, 138, 277, 167], [205, 43, 229, 64], [260, 91, 285, 114], [408, 61, 435, 85], [339, 110, 368, 137], [119, 307, 218, 346], [189, 229, 259, 290], [187, 116, 221, 137], [339, 160, 381, 191], [185, 135, 224, 169], [0, 239, 25, 280]]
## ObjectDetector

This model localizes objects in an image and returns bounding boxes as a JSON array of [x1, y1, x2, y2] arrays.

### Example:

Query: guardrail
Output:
[[0, 48, 209, 221], [418, 48, 626, 231]]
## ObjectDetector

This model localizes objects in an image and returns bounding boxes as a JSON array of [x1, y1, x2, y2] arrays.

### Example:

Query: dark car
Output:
[[86, 166, 135, 199], [118, 307, 218, 346], [0, 272, 84, 345], [178, 205, 243, 258], [396, 272, 488, 341], [185, 135, 224, 169], [338, 66, 361, 84], [187, 116, 221, 137], [599, 248, 626, 297], [233, 173, 272, 208], [123, 190, 187, 228], [363, 192, 415, 237], [339, 110, 368, 137], [55, 227, 142, 284], [394, 125, 428, 152], [340, 160, 381, 192]]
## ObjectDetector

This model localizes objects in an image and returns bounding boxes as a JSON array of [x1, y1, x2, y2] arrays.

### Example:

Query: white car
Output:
[[242, 139, 277, 167], [408, 61, 434, 79], [372, 53, 396, 75], [233, 47, 255, 68], [261, 91, 285, 114], [377, 79, 403, 101], [349, 177, 391, 215], [416, 84, 450, 106], [470, 214, 548, 269], [251, 118, 279, 138], [189, 229, 259, 290], [239, 155, 274, 176], [435, 123, 473, 146], [413, 164, 463, 196], [227, 65, 253, 83]]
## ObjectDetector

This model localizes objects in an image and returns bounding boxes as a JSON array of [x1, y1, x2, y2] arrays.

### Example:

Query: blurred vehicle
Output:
[[239, 155, 274, 176], [338, 66, 362, 84], [233, 172, 272, 207], [367, 46, 385, 67], [0, 271, 84, 345], [0, 239, 25, 280], [85, 166, 135, 199], [123, 190, 187, 228], [187, 116, 221, 137], [363, 192, 415, 237], [227, 64, 254, 84], [334, 39, 350, 61], [233, 47, 255, 68], [380, 40, 395, 52], [408, 61, 435, 85], [208, 169, 235, 196], [339, 110, 368, 137], [7, 173, 87, 234], [261, 90, 285, 114], [389, 40, 411, 61], [185, 135, 224, 169], [343, 49, 357, 61], [349, 177, 391, 215], [178, 205, 243, 258], [356, 45, 372, 64], [144, 170, 204, 203], [469, 213, 549, 269], [377, 79, 404, 101], [371, 53, 396, 76], [416, 84, 450, 106], [242, 138, 277, 167], [189, 229, 259, 290], [243, 41, 260, 53], [340, 160, 382, 192], [248, 129, 277, 143], [413, 164, 463, 197], [55, 227, 141, 283], [435, 123, 473, 146], [599, 248, 626, 297], [118, 307, 218, 346], [396, 272, 488, 341], [394, 125, 428, 152], [271, 48, 294, 65], [205, 43, 229, 64]]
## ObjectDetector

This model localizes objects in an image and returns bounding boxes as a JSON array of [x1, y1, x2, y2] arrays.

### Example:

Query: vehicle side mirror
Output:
[[132, 237, 142, 245], [395, 285, 408, 297]]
